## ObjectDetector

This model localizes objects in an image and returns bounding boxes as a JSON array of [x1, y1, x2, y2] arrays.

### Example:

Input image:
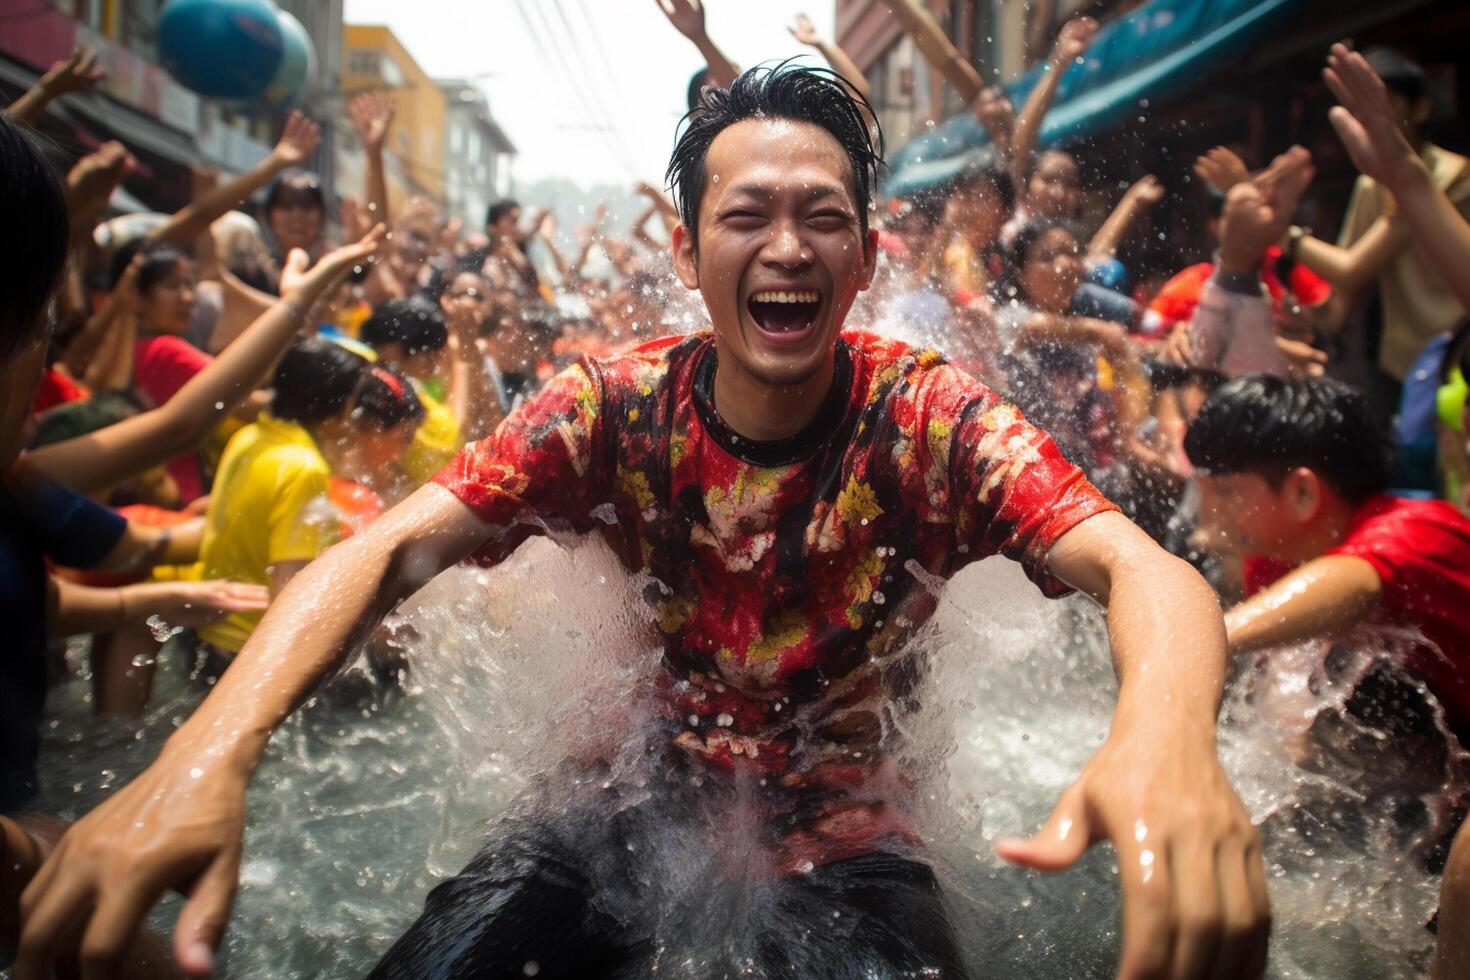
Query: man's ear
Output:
[[672, 224, 700, 291], [1412, 96, 1433, 128], [858, 227, 881, 291], [1284, 466, 1323, 520]]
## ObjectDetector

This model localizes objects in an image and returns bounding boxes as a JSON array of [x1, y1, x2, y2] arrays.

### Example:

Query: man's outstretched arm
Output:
[[999, 510, 1270, 980], [13, 484, 492, 980]]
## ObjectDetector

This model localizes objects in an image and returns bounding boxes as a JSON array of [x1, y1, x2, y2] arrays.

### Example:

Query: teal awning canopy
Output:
[[884, 0, 1313, 196]]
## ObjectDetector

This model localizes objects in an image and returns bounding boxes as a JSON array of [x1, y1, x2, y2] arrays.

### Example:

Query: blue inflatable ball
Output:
[[157, 0, 284, 100], [262, 9, 315, 109]]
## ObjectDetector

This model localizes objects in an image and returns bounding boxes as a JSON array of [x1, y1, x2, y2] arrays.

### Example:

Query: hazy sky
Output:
[[342, 0, 838, 189]]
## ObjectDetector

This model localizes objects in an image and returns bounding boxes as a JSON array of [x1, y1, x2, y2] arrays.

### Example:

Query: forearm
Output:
[[1225, 554, 1382, 654], [1087, 193, 1144, 261], [363, 146, 390, 228], [149, 153, 287, 247], [1012, 58, 1066, 172], [882, 0, 982, 101], [164, 484, 487, 767], [693, 36, 739, 89], [48, 579, 173, 637], [1392, 172, 1470, 312], [7, 85, 55, 127], [816, 41, 871, 98]]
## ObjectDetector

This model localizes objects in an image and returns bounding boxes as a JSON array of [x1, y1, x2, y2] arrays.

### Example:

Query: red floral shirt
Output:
[[436, 331, 1116, 868]]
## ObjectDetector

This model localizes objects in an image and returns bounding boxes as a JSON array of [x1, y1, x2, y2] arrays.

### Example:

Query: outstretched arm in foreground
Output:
[[1325, 42, 1470, 313], [13, 483, 493, 979], [1001, 510, 1271, 980]]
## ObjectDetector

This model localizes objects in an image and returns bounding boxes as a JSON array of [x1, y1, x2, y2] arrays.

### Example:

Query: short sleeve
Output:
[[949, 391, 1118, 596], [133, 334, 213, 408], [433, 360, 605, 562], [265, 458, 333, 566], [27, 476, 128, 569], [1326, 503, 1470, 619]]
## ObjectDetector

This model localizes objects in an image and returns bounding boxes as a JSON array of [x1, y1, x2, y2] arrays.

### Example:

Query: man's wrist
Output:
[[1215, 249, 1263, 283]]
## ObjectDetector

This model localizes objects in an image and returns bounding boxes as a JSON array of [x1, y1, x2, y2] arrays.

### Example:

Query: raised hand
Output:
[[65, 141, 135, 227], [38, 44, 105, 96], [656, 0, 708, 41], [271, 110, 321, 168], [1129, 173, 1166, 206], [1217, 149, 1314, 273], [348, 89, 396, 154], [294, 224, 388, 297], [1323, 42, 1424, 191], [1053, 16, 1099, 65], [1193, 146, 1251, 194], [788, 12, 821, 46]]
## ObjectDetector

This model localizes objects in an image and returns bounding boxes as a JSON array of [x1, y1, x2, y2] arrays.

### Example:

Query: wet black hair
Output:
[[666, 62, 884, 251], [270, 337, 369, 425], [264, 169, 326, 215], [360, 298, 449, 357], [1143, 359, 1226, 394], [1364, 47, 1428, 104], [1184, 374, 1392, 504], [486, 199, 520, 229], [352, 365, 424, 431], [109, 240, 190, 293], [0, 111, 70, 362], [954, 162, 1016, 215]]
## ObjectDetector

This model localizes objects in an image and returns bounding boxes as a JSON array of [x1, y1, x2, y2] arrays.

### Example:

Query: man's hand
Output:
[[998, 734, 1269, 979], [1217, 147, 1314, 273], [284, 224, 388, 303], [130, 580, 270, 628], [14, 729, 252, 979], [270, 110, 321, 168], [1127, 174, 1166, 207], [1323, 42, 1427, 192], [655, 0, 710, 41], [65, 141, 135, 229], [347, 90, 396, 154], [1053, 16, 1099, 65], [1193, 146, 1250, 194], [788, 12, 821, 46], [38, 44, 105, 97]]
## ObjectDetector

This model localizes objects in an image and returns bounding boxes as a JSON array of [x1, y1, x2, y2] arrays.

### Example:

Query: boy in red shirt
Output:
[[1185, 373, 1470, 736]]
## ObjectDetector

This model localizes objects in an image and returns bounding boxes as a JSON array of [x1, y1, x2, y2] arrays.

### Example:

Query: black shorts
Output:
[[368, 778, 971, 980]]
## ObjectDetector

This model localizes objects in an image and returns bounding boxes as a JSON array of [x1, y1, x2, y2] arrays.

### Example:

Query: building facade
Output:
[[436, 78, 517, 229], [341, 23, 447, 206]]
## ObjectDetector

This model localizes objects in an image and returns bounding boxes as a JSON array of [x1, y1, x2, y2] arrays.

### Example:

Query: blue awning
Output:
[[884, 0, 1314, 196]]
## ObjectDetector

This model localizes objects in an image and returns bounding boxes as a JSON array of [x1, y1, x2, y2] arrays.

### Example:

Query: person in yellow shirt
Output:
[[194, 339, 422, 659], [360, 298, 475, 486]]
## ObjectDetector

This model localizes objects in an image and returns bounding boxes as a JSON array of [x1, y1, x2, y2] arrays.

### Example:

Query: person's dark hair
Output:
[[686, 67, 711, 113], [0, 111, 70, 362], [270, 337, 369, 425], [360, 298, 449, 357], [264, 169, 326, 215], [486, 199, 520, 229], [666, 62, 884, 250], [1143, 359, 1226, 394], [1184, 374, 1392, 504], [1442, 315, 1470, 383], [1364, 47, 1427, 104], [954, 162, 1016, 215], [352, 365, 424, 431], [1203, 184, 1226, 220], [109, 240, 190, 293], [991, 219, 1081, 307]]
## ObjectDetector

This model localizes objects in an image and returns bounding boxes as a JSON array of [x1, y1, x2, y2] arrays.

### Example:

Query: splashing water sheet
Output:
[[35, 524, 1460, 977]]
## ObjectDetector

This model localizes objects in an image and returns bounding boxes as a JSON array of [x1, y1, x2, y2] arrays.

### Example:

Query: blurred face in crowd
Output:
[[379, 341, 448, 387], [948, 180, 1008, 250], [139, 258, 197, 336], [489, 207, 521, 243], [1020, 226, 1083, 314], [440, 271, 492, 336], [0, 332, 46, 468], [316, 412, 418, 485], [1029, 150, 1082, 220], [1194, 468, 1324, 562], [673, 117, 878, 388], [267, 190, 325, 253]]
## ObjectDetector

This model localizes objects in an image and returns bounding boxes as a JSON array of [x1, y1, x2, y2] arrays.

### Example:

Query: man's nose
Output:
[[761, 219, 812, 269]]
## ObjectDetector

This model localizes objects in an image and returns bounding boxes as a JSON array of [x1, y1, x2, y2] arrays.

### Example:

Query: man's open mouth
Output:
[[748, 289, 822, 336]]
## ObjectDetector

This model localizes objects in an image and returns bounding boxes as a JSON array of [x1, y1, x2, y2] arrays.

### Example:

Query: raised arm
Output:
[[1324, 42, 1470, 313], [14, 482, 491, 980], [880, 0, 982, 103], [1224, 554, 1382, 654], [788, 13, 871, 99], [147, 112, 321, 248], [1000, 510, 1270, 979], [656, 0, 739, 89], [347, 90, 396, 229], [1087, 174, 1164, 264], [1011, 17, 1097, 183], [7, 45, 104, 127], [26, 228, 386, 494]]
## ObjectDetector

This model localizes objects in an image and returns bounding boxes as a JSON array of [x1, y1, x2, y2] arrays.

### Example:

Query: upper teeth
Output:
[[752, 290, 819, 304]]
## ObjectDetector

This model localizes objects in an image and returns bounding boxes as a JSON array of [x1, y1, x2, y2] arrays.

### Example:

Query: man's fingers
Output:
[[1115, 838, 1174, 980], [1165, 837, 1221, 980], [995, 785, 1091, 871], [1205, 839, 1257, 980], [1241, 836, 1271, 978], [13, 871, 94, 980], [79, 886, 157, 980], [173, 849, 241, 978]]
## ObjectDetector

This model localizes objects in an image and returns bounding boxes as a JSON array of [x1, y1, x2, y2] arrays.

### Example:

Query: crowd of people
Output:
[[2, 3, 1470, 977]]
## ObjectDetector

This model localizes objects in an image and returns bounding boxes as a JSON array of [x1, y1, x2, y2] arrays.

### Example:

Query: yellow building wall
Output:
[[342, 23, 447, 203]]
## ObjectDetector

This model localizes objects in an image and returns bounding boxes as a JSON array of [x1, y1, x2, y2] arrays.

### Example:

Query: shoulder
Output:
[[1342, 495, 1470, 556], [844, 329, 992, 417], [589, 332, 707, 393]]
